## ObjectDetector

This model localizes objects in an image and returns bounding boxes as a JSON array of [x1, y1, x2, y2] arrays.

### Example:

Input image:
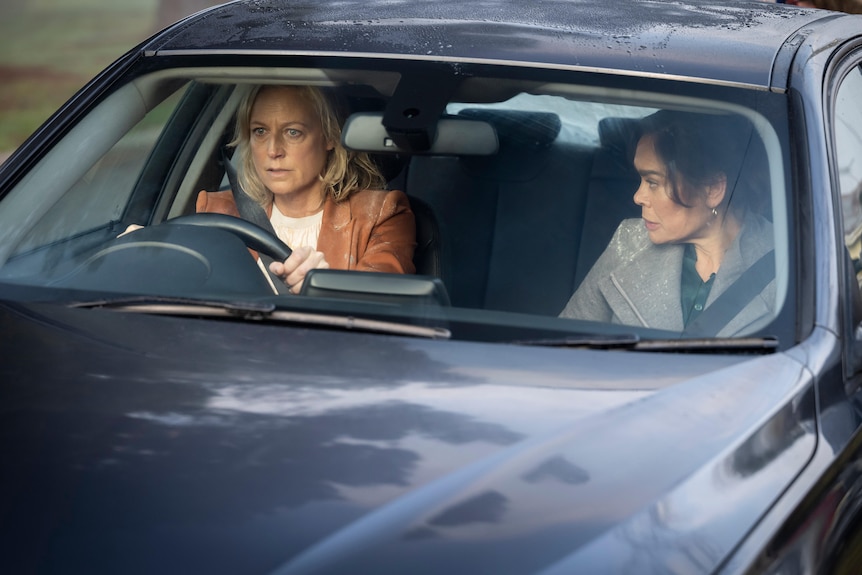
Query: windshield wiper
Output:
[[72, 295, 276, 316], [71, 295, 451, 340], [517, 334, 778, 354], [514, 333, 642, 349], [632, 336, 778, 353]]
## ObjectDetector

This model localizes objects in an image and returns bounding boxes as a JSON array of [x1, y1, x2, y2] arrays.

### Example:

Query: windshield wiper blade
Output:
[[71, 295, 276, 315], [633, 336, 778, 353], [517, 334, 778, 353], [514, 333, 641, 348], [70, 295, 451, 340]]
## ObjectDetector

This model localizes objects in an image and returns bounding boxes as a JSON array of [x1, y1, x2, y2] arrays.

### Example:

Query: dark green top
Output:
[[681, 243, 715, 327]]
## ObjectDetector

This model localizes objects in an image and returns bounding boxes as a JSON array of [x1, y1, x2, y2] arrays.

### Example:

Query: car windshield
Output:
[[0, 62, 793, 347]]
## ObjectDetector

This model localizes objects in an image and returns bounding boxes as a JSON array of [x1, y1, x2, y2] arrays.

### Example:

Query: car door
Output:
[[813, 38, 862, 575]]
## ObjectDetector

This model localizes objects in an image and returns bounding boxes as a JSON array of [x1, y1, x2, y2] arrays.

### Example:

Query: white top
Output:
[[270, 205, 324, 249], [256, 205, 325, 295]]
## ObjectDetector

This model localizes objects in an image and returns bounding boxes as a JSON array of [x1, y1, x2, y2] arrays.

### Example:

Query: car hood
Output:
[[0, 301, 815, 574]]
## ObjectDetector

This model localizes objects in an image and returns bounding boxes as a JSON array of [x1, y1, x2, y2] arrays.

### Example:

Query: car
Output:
[[3, 0, 862, 573]]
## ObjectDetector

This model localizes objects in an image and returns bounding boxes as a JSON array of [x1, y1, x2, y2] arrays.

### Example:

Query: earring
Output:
[[711, 207, 718, 217]]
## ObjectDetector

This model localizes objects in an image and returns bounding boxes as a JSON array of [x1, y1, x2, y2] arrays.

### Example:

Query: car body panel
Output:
[[0, 301, 813, 573]]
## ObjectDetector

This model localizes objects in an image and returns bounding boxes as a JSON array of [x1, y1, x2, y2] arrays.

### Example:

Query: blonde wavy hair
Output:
[[229, 84, 386, 206]]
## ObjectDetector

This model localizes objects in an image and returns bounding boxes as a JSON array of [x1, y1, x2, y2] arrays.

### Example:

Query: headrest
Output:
[[598, 117, 641, 161], [457, 108, 561, 150]]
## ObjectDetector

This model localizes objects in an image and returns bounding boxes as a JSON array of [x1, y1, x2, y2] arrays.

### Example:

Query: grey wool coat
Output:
[[560, 212, 775, 337]]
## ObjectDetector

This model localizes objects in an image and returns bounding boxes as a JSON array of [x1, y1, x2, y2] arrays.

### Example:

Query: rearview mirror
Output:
[[342, 112, 499, 156]]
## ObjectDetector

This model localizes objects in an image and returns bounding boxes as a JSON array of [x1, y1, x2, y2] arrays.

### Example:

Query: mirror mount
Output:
[[381, 70, 460, 152]]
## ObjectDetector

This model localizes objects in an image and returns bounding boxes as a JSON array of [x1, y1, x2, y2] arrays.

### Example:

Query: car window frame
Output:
[[0, 61, 801, 348], [824, 42, 862, 387]]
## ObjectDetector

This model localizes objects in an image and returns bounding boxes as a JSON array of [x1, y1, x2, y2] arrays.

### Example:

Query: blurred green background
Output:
[[0, 0, 223, 159]]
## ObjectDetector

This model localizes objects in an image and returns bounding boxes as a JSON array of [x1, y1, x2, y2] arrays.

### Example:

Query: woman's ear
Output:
[[705, 173, 728, 209]]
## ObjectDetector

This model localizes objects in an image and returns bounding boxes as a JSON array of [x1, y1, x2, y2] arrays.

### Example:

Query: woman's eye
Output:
[[286, 128, 302, 138], [252, 127, 266, 137]]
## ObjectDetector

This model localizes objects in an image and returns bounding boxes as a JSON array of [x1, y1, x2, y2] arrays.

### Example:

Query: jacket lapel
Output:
[[317, 196, 356, 270], [602, 243, 685, 331]]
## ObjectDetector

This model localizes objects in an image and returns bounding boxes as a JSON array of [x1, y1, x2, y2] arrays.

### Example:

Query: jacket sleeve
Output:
[[355, 189, 417, 274], [559, 251, 613, 321], [559, 223, 631, 321]]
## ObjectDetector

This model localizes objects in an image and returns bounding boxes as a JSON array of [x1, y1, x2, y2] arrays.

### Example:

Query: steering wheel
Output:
[[45, 213, 292, 296], [166, 213, 293, 261]]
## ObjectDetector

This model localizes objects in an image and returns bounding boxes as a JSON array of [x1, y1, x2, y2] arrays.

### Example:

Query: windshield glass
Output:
[[0, 64, 792, 346]]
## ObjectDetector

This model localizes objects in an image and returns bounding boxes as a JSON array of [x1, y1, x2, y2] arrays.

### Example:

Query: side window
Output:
[[12, 87, 187, 254], [833, 62, 862, 381], [836, 65, 862, 274]]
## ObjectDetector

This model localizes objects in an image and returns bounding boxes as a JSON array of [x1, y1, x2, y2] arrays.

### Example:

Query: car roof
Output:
[[147, 0, 838, 90]]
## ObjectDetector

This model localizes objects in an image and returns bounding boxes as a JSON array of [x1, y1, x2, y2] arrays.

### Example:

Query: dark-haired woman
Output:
[[560, 110, 774, 336]]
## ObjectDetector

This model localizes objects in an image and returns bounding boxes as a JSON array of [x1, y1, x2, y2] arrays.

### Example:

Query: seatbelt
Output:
[[221, 148, 290, 294], [222, 148, 277, 235], [682, 249, 775, 337]]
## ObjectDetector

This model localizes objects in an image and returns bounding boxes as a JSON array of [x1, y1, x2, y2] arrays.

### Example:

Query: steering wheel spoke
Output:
[[166, 213, 293, 261]]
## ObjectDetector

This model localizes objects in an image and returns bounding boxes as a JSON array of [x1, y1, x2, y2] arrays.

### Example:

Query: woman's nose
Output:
[[267, 133, 285, 158], [633, 182, 647, 206]]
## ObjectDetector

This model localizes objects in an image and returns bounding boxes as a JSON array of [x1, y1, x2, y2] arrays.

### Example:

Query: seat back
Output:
[[409, 195, 446, 279], [406, 108, 596, 314], [373, 153, 445, 280], [572, 117, 642, 289]]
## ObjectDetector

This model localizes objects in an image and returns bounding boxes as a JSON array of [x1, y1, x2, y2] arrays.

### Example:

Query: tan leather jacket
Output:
[[196, 188, 416, 274]]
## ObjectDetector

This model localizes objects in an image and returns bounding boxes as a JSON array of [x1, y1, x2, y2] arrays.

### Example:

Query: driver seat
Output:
[[409, 195, 445, 280], [375, 153, 445, 281]]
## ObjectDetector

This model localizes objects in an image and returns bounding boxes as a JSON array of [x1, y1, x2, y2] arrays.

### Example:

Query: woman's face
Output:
[[632, 133, 715, 245], [249, 86, 334, 201]]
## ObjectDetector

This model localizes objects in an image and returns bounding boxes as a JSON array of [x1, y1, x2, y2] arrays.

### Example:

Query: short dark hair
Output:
[[638, 110, 768, 214]]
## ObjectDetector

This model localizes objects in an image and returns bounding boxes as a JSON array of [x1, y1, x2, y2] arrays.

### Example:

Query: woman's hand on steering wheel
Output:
[[269, 246, 330, 295]]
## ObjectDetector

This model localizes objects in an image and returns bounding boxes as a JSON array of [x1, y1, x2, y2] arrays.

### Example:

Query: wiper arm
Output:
[[72, 295, 276, 316], [517, 333, 778, 354], [71, 296, 451, 340]]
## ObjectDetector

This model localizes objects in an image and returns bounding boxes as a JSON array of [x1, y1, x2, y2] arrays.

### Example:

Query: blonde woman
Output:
[[197, 84, 416, 293]]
